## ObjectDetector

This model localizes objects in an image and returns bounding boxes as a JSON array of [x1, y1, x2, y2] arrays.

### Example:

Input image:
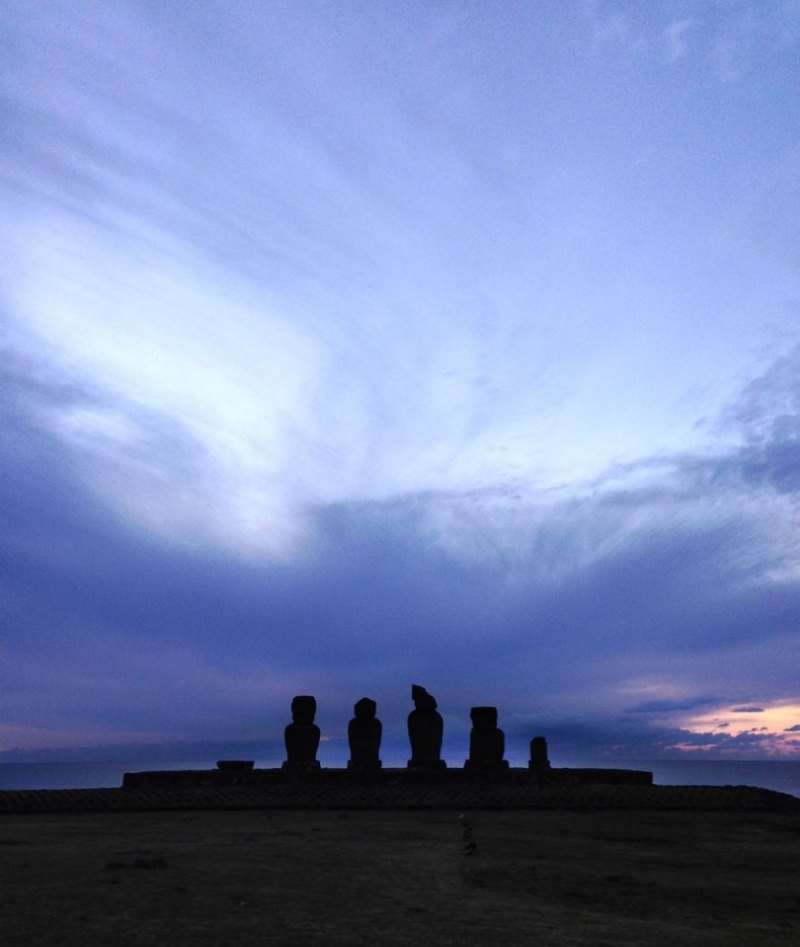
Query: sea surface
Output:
[[2, 758, 799, 797]]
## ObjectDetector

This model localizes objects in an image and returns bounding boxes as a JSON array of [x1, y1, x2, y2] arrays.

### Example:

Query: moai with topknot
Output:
[[407, 684, 446, 770]]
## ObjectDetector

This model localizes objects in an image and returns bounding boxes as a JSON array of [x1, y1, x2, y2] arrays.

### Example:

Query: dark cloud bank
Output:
[[2, 346, 800, 762]]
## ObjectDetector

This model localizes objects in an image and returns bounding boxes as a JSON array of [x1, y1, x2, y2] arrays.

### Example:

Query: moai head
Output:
[[290, 695, 317, 726], [354, 697, 377, 718], [470, 706, 498, 731]]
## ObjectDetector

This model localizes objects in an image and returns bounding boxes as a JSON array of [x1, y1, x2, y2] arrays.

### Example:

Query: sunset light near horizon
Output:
[[674, 702, 800, 756], [2, 1, 799, 762]]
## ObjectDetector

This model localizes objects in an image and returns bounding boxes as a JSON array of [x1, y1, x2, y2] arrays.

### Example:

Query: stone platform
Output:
[[121, 764, 654, 791], [2, 764, 799, 814]]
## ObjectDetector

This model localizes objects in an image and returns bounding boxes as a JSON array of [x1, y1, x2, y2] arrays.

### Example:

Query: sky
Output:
[[2, 0, 799, 764]]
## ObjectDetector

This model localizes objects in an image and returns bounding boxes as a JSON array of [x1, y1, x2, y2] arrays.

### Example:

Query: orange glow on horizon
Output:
[[675, 702, 800, 756]]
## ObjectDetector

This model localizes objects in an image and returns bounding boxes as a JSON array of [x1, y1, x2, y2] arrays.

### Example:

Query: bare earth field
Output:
[[2, 806, 799, 946]]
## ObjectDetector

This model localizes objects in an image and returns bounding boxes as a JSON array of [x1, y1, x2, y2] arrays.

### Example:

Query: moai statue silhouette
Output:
[[347, 697, 383, 769], [529, 735, 551, 783], [407, 684, 446, 769], [465, 706, 508, 771], [283, 695, 321, 770]]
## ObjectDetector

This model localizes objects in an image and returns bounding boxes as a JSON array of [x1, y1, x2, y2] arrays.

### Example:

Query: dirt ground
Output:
[[1, 808, 799, 945]]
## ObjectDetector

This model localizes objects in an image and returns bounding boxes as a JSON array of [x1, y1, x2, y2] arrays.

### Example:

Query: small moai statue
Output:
[[465, 706, 508, 772], [282, 695, 321, 770], [407, 684, 446, 769], [347, 697, 383, 770], [529, 735, 551, 782]]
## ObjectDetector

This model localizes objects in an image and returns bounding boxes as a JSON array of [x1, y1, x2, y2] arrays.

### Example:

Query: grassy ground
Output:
[[2, 808, 799, 945]]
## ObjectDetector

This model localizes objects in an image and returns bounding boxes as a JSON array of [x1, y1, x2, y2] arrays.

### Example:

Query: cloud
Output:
[[2, 1, 799, 760], [663, 18, 697, 63], [784, 725, 800, 733], [4, 339, 800, 756], [625, 697, 722, 715], [708, 2, 800, 81], [734, 706, 765, 713], [700, 346, 800, 558], [578, 1, 800, 84]]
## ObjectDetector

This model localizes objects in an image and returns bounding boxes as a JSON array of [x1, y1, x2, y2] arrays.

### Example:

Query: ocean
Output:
[[2, 757, 799, 798]]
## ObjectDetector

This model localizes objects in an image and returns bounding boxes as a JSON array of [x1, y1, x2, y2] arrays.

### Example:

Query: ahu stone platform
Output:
[[2, 773, 799, 815], [120, 764, 654, 792]]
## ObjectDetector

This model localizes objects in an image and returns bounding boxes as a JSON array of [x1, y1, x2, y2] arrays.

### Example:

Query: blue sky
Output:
[[2, 0, 799, 763]]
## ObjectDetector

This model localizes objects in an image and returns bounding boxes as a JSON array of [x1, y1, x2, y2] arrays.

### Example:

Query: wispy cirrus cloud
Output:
[[3, 338, 799, 756], [2, 1, 798, 759]]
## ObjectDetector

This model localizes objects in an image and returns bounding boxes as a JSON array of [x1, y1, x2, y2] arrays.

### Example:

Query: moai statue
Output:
[[465, 706, 508, 772], [529, 735, 551, 783], [347, 697, 383, 770], [282, 695, 321, 770], [407, 684, 446, 769]]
